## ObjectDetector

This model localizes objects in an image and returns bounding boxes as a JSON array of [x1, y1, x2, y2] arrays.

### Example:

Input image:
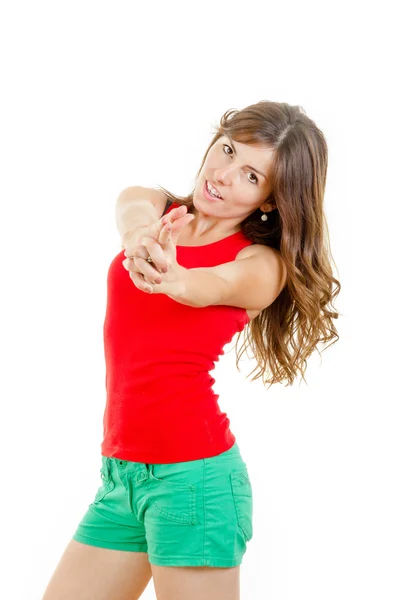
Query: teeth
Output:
[[207, 181, 222, 198]]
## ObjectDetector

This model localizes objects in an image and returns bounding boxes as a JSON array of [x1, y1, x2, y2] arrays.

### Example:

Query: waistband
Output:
[[102, 442, 241, 478]]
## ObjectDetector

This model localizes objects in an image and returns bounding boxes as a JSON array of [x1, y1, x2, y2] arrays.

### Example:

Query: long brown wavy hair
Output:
[[155, 101, 341, 388]]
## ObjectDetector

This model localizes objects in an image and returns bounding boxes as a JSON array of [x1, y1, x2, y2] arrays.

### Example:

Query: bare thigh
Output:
[[41, 539, 152, 600], [151, 564, 240, 600]]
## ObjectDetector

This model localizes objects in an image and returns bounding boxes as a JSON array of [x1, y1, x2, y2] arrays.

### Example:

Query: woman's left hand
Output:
[[122, 215, 193, 296]]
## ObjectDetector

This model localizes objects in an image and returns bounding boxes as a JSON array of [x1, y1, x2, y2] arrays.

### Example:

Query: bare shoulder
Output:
[[236, 244, 287, 290], [236, 243, 282, 263]]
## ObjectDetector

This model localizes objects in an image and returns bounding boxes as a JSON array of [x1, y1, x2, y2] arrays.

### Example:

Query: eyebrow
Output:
[[226, 136, 268, 181]]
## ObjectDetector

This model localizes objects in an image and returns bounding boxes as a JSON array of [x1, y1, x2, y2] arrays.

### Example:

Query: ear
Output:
[[261, 201, 277, 212]]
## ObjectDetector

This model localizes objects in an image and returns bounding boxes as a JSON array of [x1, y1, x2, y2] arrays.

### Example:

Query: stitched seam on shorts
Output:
[[149, 553, 242, 561], [148, 556, 242, 568], [202, 458, 207, 561], [74, 532, 147, 549]]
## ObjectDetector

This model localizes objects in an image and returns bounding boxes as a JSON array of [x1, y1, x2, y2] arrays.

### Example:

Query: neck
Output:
[[188, 205, 242, 238]]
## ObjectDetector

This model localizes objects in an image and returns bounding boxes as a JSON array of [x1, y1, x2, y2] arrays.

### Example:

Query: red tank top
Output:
[[100, 201, 255, 463]]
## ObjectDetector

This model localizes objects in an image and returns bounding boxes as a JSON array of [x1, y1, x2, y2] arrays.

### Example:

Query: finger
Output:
[[122, 258, 163, 286], [144, 214, 194, 267], [138, 238, 169, 273], [155, 206, 190, 231], [134, 257, 163, 285], [161, 214, 195, 238], [128, 211, 194, 270], [162, 209, 194, 227], [160, 205, 188, 225], [128, 270, 154, 294], [160, 214, 195, 248], [123, 207, 190, 259], [158, 222, 173, 245]]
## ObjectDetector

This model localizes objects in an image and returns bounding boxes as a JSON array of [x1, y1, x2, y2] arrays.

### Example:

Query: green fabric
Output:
[[72, 442, 253, 567]]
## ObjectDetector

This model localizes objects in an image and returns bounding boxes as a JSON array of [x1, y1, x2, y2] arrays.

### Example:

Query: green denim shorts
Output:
[[72, 442, 253, 567]]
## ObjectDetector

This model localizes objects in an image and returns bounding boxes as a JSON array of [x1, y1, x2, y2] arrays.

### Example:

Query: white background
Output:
[[1, 1, 409, 599]]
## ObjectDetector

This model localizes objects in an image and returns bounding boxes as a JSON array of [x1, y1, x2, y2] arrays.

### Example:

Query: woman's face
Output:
[[194, 135, 275, 219]]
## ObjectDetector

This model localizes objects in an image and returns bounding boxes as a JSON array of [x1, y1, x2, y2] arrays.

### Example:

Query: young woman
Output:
[[42, 101, 341, 600]]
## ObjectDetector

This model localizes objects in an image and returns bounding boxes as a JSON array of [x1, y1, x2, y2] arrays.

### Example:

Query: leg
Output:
[[41, 539, 152, 600], [151, 564, 240, 600]]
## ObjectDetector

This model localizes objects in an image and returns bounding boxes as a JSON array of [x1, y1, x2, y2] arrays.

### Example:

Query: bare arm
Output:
[[115, 186, 168, 248]]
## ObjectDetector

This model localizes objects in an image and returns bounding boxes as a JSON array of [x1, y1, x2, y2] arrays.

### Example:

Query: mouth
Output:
[[203, 180, 224, 202]]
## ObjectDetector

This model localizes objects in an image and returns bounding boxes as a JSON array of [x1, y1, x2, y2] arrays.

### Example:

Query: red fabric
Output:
[[100, 202, 255, 463]]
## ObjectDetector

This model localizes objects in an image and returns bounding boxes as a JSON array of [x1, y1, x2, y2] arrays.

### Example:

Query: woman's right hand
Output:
[[122, 204, 194, 285]]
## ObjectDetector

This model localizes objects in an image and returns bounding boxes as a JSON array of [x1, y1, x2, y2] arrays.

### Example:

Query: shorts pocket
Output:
[[94, 458, 114, 503], [149, 473, 197, 525], [230, 468, 254, 542], [150, 479, 197, 525]]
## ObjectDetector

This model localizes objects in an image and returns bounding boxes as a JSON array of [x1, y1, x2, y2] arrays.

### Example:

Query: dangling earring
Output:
[[260, 209, 268, 221]]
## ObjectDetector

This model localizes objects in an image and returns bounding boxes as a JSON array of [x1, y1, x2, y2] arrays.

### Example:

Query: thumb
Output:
[[160, 214, 195, 245], [172, 214, 195, 243]]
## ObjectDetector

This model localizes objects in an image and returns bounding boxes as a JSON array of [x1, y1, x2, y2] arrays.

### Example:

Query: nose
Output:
[[213, 164, 237, 186]]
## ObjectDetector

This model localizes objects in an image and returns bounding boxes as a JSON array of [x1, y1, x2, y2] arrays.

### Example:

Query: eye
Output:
[[222, 144, 259, 185]]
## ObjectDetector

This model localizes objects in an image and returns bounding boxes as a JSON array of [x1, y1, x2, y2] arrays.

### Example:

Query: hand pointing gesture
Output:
[[122, 205, 194, 295]]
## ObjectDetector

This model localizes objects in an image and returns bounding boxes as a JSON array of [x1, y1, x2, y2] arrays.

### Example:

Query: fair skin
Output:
[[41, 539, 240, 600], [124, 136, 283, 321], [41, 139, 281, 600], [181, 134, 276, 241]]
